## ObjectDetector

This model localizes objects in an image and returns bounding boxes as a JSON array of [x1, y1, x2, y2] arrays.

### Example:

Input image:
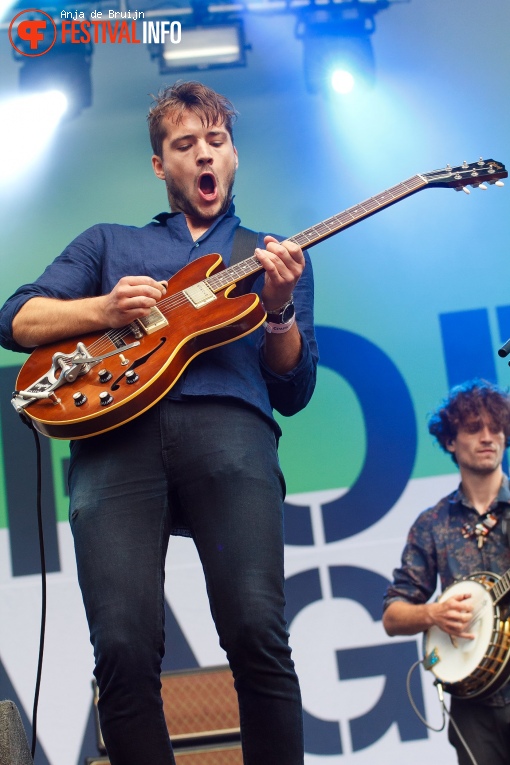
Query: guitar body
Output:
[[15, 254, 265, 439], [423, 573, 510, 699]]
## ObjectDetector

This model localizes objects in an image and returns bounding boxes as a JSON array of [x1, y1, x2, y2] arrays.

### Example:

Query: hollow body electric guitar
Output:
[[423, 569, 510, 699], [12, 158, 507, 439]]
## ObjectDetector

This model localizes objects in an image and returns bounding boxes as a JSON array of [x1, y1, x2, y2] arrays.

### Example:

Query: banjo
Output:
[[423, 569, 510, 699]]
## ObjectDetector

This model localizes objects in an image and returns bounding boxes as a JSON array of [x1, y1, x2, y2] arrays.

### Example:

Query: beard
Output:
[[460, 454, 502, 476], [165, 167, 236, 222], [468, 462, 500, 476]]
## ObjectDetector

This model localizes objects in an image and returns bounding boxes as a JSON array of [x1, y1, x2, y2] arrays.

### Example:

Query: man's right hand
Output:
[[12, 276, 168, 348], [429, 593, 476, 639], [383, 594, 478, 639], [100, 276, 167, 327]]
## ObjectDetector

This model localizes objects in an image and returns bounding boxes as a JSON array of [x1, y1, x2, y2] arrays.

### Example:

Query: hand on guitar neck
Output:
[[256, 236, 304, 312], [256, 235, 305, 376]]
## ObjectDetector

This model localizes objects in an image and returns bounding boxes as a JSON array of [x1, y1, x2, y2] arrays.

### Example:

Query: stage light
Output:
[[0, 91, 68, 185], [14, 38, 93, 119], [150, 21, 247, 74], [331, 69, 355, 95], [298, 7, 378, 96], [0, 0, 15, 22]]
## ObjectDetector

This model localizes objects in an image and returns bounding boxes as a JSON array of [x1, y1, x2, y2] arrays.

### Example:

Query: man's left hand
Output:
[[256, 236, 305, 312]]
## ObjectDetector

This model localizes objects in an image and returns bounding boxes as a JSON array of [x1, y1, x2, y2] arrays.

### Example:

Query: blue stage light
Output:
[[298, 6, 378, 97], [331, 69, 356, 95]]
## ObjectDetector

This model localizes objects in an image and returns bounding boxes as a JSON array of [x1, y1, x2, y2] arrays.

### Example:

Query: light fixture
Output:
[[151, 21, 247, 74], [297, 5, 380, 96], [13, 37, 93, 119]]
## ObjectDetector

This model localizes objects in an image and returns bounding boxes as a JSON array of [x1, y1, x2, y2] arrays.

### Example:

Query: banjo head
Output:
[[424, 578, 495, 686]]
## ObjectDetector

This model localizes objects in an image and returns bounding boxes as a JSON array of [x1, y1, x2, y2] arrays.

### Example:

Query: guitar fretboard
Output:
[[289, 174, 426, 249], [205, 173, 428, 294]]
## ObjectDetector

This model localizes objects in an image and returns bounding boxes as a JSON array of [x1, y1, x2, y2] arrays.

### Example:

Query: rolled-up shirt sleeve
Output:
[[0, 226, 104, 353], [382, 511, 440, 612]]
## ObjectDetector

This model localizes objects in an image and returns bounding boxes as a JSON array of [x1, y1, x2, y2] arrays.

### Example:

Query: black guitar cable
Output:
[[406, 659, 446, 732], [19, 413, 47, 762], [406, 659, 479, 765]]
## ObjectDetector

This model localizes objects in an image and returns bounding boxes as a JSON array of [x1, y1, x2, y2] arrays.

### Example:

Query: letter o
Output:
[[170, 21, 181, 43], [284, 326, 417, 544]]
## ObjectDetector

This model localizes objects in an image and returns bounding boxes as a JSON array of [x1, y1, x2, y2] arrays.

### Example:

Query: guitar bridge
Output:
[[135, 306, 169, 335]]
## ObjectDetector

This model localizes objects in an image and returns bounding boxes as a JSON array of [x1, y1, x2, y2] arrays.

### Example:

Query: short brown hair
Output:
[[147, 81, 238, 157], [428, 378, 510, 460]]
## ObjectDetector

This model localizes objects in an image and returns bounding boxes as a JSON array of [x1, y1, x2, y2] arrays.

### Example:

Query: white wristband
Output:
[[264, 315, 296, 334]]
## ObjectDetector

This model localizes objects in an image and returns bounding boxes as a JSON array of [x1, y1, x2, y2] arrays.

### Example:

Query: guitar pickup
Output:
[[183, 281, 216, 308], [135, 307, 168, 335]]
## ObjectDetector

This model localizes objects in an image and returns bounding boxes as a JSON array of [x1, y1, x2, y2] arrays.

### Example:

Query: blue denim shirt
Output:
[[0, 205, 318, 435], [383, 477, 510, 705]]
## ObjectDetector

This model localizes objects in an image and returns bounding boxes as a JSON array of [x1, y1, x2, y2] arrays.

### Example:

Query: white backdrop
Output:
[[0, 474, 461, 765]]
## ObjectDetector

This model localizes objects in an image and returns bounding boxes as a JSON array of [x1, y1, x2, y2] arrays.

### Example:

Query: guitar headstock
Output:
[[423, 158, 507, 193]]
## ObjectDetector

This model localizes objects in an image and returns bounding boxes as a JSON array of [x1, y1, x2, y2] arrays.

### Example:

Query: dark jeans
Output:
[[69, 399, 304, 765], [449, 696, 510, 765]]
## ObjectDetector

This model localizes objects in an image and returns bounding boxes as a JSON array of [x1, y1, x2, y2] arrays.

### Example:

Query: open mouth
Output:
[[198, 172, 217, 202]]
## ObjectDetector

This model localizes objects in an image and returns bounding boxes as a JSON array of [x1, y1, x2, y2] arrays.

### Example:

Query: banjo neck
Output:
[[490, 568, 510, 605]]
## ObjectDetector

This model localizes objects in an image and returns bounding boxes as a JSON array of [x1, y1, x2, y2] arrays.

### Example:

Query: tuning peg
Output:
[[496, 180, 505, 187], [462, 186, 471, 194], [479, 184, 488, 190]]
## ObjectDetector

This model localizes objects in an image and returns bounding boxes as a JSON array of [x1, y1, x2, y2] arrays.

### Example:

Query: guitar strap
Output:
[[230, 225, 260, 295], [462, 512, 499, 549], [502, 507, 510, 547], [231, 225, 259, 266]]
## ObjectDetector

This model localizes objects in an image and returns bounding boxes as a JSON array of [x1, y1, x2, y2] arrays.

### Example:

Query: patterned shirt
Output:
[[383, 476, 510, 705]]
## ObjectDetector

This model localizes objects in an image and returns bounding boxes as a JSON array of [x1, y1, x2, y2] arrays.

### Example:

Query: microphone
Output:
[[498, 337, 510, 358]]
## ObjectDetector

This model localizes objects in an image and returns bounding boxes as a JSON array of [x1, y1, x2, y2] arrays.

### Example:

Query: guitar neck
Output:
[[491, 569, 510, 605], [289, 173, 427, 248], [206, 173, 428, 293]]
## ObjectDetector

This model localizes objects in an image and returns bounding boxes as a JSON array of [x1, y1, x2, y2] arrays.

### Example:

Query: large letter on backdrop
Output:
[[284, 566, 427, 755], [0, 367, 60, 576], [284, 326, 417, 545]]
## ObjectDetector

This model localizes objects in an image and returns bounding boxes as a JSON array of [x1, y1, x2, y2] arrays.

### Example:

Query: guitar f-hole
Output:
[[110, 337, 167, 391]]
